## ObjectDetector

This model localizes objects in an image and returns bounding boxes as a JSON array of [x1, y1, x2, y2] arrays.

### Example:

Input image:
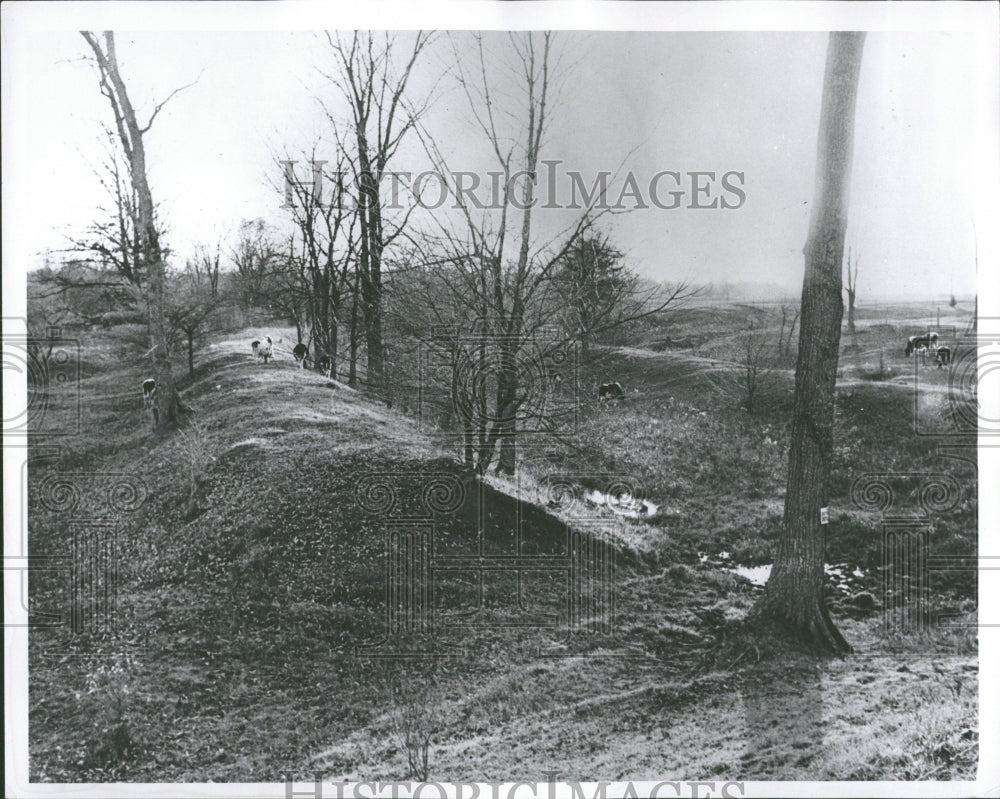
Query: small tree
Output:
[[279, 148, 357, 377], [777, 304, 800, 363], [554, 234, 627, 360], [230, 219, 279, 310], [192, 240, 222, 298], [740, 319, 771, 414], [845, 246, 859, 335], [166, 263, 224, 378], [701, 316, 773, 414]]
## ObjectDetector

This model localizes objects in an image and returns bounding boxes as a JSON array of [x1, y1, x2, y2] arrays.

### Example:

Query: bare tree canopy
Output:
[[80, 30, 193, 428], [320, 30, 435, 395]]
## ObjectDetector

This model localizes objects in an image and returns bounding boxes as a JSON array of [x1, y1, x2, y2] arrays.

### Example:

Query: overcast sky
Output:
[[3, 4, 998, 303]]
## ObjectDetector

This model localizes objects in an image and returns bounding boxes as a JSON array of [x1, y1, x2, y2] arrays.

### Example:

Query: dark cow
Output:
[[251, 339, 261, 360], [318, 354, 332, 378], [598, 381, 625, 400], [904, 331, 939, 360], [142, 378, 156, 410], [293, 342, 308, 368], [935, 346, 952, 369]]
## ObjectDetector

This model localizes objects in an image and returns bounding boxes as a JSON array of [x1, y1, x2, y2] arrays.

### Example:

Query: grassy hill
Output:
[[27, 315, 978, 782]]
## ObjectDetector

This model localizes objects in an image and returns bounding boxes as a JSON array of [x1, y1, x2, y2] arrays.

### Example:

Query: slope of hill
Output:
[[27, 329, 977, 782]]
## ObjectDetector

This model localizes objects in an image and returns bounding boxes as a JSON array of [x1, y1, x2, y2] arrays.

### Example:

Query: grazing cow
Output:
[[598, 381, 625, 400], [318, 354, 332, 378], [904, 332, 939, 361], [935, 346, 952, 369], [142, 378, 156, 410], [293, 342, 308, 368], [251, 339, 261, 360], [256, 336, 273, 364]]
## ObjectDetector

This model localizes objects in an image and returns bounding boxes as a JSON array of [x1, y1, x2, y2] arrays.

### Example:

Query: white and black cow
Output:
[[142, 378, 156, 410], [256, 336, 273, 364], [293, 342, 308, 368], [598, 381, 625, 400], [904, 331, 939, 361]]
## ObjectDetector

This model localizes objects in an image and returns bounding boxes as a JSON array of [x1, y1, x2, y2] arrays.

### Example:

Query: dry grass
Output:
[[27, 313, 978, 782]]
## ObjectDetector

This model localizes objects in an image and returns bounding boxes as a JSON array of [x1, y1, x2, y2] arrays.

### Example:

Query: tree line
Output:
[[38, 31, 693, 470]]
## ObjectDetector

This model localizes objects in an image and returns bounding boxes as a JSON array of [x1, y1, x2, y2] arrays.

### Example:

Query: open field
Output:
[[27, 302, 977, 782]]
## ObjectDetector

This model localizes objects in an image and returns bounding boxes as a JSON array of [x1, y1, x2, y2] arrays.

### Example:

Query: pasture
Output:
[[27, 301, 977, 782]]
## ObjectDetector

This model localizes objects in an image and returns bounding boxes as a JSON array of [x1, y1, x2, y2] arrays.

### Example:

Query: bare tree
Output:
[[320, 31, 434, 397], [845, 246, 859, 335], [47, 125, 162, 312], [420, 32, 563, 475], [739, 319, 772, 414], [400, 33, 611, 474], [81, 31, 194, 428], [700, 315, 773, 413], [552, 233, 696, 362], [230, 218, 279, 309], [748, 32, 866, 655], [280, 148, 357, 377], [777, 304, 800, 362], [64, 126, 146, 287], [192, 240, 222, 298], [165, 264, 224, 378]]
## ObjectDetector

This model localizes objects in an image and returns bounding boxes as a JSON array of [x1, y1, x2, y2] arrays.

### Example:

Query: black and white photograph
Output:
[[3, 2, 999, 797]]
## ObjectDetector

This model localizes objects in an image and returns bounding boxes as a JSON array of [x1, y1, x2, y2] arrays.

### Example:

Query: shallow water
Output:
[[583, 488, 658, 518], [698, 552, 871, 592]]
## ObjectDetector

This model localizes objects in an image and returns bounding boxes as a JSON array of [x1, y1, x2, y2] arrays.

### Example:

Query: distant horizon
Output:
[[24, 256, 978, 314]]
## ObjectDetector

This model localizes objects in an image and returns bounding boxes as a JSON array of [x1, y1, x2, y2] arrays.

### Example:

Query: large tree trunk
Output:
[[495, 371, 517, 475], [348, 270, 360, 386], [749, 32, 865, 655], [355, 144, 384, 397], [82, 32, 182, 430], [329, 323, 338, 380], [495, 339, 519, 475]]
